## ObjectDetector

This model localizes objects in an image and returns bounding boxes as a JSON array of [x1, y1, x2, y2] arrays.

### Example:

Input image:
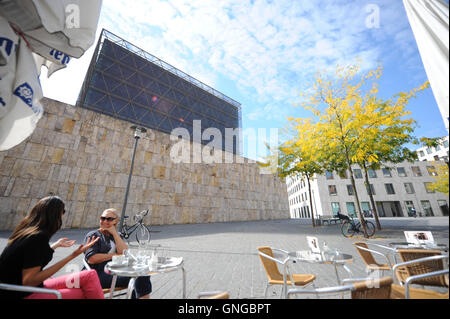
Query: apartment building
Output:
[[416, 136, 449, 162], [287, 160, 449, 219]]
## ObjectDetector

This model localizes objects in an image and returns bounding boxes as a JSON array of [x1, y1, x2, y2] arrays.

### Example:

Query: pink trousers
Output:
[[25, 269, 104, 299]]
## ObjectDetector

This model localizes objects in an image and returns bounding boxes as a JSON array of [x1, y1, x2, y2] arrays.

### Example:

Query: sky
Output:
[[39, 0, 449, 160]]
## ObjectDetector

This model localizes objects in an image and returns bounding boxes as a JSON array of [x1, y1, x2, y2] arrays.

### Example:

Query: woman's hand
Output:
[[71, 236, 100, 258], [51, 238, 76, 250]]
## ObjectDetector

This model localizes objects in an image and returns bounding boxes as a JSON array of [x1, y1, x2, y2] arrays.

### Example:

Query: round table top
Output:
[[389, 242, 448, 251], [288, 250, 353, 265], [104, 257, 184, 277]]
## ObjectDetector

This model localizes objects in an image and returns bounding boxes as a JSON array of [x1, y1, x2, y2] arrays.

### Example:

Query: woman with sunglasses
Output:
[[83, 208, 152, 299], [0, 196, 104, 299]]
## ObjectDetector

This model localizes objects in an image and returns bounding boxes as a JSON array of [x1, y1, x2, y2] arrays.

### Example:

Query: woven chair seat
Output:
[[397, 249, 447, 288], [390, 284, 449, 299], [268, 273, 316, 286]]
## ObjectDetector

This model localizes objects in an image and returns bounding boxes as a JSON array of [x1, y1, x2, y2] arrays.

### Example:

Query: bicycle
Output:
[[341, 216, 376, 238], [121, 210, 159, 245]]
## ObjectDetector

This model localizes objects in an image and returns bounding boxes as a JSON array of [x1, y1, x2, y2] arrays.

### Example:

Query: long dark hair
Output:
[[8, 196, 65, 245]]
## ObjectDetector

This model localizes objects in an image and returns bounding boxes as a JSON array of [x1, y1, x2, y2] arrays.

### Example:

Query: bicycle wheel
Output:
[[341, 221, 355, 238], [135, 224, 151, 245], [363, 221, 376, 237]]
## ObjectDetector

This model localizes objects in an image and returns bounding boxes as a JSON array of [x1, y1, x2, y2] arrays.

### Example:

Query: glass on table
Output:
[[135, 248, 148, 267], [159, 247, 168, 264]]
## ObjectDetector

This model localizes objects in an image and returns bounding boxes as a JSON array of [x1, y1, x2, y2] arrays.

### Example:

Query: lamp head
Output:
[[130, 125, 147, 139]]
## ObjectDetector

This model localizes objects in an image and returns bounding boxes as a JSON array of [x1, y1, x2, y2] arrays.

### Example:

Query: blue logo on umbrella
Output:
[[13, 82, 41, 115]]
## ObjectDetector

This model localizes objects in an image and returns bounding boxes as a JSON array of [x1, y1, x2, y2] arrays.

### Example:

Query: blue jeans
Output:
[[97, 271, 152, 298]]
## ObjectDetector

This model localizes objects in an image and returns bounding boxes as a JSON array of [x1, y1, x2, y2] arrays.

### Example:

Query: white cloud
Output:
[[40, 0, 418, 125]]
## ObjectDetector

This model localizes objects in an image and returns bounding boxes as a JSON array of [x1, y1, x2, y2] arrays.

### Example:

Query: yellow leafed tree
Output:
[[285, 62, 428, 238]]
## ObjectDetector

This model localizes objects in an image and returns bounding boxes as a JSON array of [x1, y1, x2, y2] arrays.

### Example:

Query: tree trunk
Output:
[[307, 174, 315, 227], [346, 160, 369, 238], [362, 162, 382, 230]]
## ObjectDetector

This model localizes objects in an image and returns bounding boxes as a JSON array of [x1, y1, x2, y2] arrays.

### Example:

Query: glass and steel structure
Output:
[[77, 29, 242, 154]]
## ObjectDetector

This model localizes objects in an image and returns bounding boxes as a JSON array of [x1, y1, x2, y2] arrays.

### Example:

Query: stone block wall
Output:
[[0, 98, 289, 230]]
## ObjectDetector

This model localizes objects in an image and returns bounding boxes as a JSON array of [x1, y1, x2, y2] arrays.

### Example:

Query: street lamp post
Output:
[[118, 125, 147, 232]]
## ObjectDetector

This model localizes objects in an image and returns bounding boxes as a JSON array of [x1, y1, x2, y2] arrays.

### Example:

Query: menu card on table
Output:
[[306, 236, 321, 254], [404, 231, 434, 245]]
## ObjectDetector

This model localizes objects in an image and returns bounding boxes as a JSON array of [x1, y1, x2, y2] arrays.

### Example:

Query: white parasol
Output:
[[403, 0, 449, 132], [0, 0, 102, 151]]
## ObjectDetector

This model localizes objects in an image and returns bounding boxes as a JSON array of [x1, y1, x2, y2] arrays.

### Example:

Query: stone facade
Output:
[[0, 98, 289, 230]]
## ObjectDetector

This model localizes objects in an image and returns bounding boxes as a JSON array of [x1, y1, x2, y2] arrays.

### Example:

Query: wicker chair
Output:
[[354, 242, 410, 282], [197, 291, 230, 299], [257, 246, 316, 299], [287, 276, 393, 299], [390, 269, 449, 299], [395, 249, 448, 288], [0, 283, 62, 299]]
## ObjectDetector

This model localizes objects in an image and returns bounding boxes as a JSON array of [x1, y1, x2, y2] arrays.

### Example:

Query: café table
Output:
[[288, 250, 354, 284], [367, 242, 449, 265], [388, 242, 448, 251], [282, 250, 353, 299], [104, 256, 186, 299]]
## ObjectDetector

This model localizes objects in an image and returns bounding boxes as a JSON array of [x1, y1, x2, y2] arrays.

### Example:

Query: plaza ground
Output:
[[0, 217, 448, 299]]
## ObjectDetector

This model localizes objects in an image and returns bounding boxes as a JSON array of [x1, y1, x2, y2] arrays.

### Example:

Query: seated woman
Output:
[[0, 196, 104, 299], [83, 208, 152, 299]]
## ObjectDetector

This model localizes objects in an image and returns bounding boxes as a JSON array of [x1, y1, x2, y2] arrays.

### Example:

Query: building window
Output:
[[426, 166, 438, 176], [438, 200, 449, 216], [404, 183, 415, 194], [366, 184, 376, 195], [419, 150, 425, 157], [436, 145, 441, 151], [353, 169, 363, 179], [385, 183, 395, 195], [325, 171, 334, 180], [426, 147, 432, 154], [361, 202, 371, 215], [421, 200, 434, 216], [347, 185, 354, 196], [339, 170, 348, 179], [346, 202, 357, 218], [397, 167, 407, 177], [411, 166, 422, 177], [443, 140, 449, 148], [405, 201, 416, 216], [434, 155, 440, 161], [382, 168, 392, 177], [331, 202, 340, 217], [328, 185, 337, 196], [424, 182, 435, 193], [368, 169, 377, 178]]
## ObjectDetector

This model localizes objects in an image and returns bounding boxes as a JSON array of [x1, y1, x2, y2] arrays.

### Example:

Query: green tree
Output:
[[354, 112, 420, 230], [260, 124, 323, 227], [429, 163, 449, 196], [286, 63, 429, 238]]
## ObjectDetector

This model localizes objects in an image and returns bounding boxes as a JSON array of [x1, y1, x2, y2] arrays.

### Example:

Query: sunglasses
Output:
[[100, 216, 116, 222]]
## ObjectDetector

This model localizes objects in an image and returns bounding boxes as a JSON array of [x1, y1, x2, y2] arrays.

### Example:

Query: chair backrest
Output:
[[257, 246, 282, 280], [83, 257, 92, 270], [351, 276, 393, 299], [397, 249, 447, 287], [208, 292, 230, 299], [354, 242, 378, 266]]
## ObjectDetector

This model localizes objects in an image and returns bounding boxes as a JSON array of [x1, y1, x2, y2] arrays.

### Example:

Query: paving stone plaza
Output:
[[1, 217, 447, 299]]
